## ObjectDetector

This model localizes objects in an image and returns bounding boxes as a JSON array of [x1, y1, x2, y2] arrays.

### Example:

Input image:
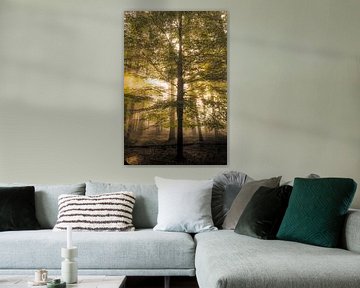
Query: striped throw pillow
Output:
[[53, 192, 136, 231]]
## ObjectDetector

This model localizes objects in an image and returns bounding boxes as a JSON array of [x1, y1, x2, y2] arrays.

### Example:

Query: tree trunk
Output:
[[167, 39, 176, 143], [125, 101, 135, 145], [176, 12, 185, 160], [168, 84, 176, 143], [195, 103, 204, 142], [211, 93, 219, 142]]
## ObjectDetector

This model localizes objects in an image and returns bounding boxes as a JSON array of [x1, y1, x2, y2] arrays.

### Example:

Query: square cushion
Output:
[[235, 185, 292, 239], [0, 186, 40, 231], [53, 192, 136, 231], [222, 176, 281, 229], [277, 178, 357, 247], [153, 177, 216, 233]]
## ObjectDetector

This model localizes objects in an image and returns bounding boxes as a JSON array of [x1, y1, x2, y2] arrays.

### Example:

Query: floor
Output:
[[126, 276, 199, 288]]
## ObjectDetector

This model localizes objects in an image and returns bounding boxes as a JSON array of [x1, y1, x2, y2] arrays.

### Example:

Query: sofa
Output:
[[195, 213, 360, 288], [0, 178, 360, 288]]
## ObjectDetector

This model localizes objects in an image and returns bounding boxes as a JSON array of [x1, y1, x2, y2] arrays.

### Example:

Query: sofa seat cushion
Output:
[[195, 230, 360, 288], [0, 229, 195, 270]]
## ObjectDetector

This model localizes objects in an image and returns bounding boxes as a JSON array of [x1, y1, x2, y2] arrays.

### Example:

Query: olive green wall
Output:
[[0, 0, 359, 207]]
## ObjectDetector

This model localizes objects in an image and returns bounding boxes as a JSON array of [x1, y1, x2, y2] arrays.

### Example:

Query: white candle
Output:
[[67, 225, 72, 249]]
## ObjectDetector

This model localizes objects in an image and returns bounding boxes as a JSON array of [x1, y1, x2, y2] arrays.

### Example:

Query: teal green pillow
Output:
[[277, 177, 357, 247]]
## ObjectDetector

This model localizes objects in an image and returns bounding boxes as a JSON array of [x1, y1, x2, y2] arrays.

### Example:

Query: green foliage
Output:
[[124, 11, 227, 144]]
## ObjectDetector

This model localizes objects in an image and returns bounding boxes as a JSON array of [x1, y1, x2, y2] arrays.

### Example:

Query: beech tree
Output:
[[124, 11, 227, 164]]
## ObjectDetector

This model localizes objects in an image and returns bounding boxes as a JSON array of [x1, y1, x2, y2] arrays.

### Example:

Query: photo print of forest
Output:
[[124, 11, 227, 165]]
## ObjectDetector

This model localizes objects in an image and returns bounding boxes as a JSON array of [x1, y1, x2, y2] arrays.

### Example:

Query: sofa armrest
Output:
[[342, 209, 360, 253]]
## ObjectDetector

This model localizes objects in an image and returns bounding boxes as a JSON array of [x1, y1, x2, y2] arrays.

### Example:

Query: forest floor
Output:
[[126, 276, 198, 287], [125, 142, 227, 165]]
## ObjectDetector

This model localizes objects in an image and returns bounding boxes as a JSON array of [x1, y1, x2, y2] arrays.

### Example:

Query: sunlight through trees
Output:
[[124, 11, 227, 165]]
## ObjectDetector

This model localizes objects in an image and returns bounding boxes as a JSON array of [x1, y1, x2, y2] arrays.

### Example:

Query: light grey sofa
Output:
[[195, 211, 360, 288], [0, 181, 360, 288], [0, 181, 195, 281]]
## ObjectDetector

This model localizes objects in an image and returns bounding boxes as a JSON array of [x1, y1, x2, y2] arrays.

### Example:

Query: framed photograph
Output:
[[124, 11, 227, 165]]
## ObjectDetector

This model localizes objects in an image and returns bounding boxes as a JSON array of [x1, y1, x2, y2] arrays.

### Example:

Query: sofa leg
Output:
[[164, 276, 170, 288]]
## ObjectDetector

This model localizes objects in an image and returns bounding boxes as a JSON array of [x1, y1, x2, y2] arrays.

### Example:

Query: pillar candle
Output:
[[67, 225, 72, 249]]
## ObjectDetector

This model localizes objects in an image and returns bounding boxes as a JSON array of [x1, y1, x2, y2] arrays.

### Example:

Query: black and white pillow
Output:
[[53, 192, 136, 231]]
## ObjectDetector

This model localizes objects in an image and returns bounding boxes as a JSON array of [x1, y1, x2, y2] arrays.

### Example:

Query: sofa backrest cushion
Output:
[[35, 184, 86, 229], [0, 183, 86, 229], [86, 181, 158, 229]]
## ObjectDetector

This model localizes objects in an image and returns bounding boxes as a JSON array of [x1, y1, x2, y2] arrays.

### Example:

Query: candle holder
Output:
[[61, 247, 78, 284]]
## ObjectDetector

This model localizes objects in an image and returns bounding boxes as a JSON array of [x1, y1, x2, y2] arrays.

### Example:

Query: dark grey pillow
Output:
[[0, 186, 41, 231], [235, 185, 292, 239], [223, 176, 282, 230], [212, 171, 249, 228]]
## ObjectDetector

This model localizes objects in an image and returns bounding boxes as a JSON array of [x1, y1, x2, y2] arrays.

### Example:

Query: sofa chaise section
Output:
[[195, 211, 360, 288]]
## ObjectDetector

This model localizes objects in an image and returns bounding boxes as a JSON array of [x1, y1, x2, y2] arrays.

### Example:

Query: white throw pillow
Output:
[[153, 177, 217, 233], [53, 192, 135, 232]]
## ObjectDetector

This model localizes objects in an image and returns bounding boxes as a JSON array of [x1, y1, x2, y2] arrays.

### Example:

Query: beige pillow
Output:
[[222, 176, 281, 230]]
